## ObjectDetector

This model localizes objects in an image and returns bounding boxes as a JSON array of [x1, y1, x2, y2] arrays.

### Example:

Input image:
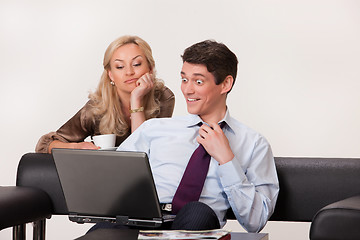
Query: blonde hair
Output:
[[88, 35, 164, 136]]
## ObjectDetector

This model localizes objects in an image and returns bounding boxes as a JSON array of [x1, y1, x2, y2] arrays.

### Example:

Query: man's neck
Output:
[[199, 105, 227, 124]]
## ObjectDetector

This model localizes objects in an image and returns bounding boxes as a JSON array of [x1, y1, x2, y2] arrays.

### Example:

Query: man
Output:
[[117, 40, 279, 233]]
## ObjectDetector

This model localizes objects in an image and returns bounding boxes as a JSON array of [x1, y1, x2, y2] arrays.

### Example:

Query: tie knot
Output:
[[219, 121, 226, 129], [198, 121, 226, 129]]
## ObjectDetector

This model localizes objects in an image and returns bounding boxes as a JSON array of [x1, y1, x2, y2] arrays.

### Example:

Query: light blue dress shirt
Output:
[[117, 110, 279, 232]]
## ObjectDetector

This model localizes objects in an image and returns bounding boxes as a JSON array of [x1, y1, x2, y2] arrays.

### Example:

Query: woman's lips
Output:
[[124, 78, 138, 84]]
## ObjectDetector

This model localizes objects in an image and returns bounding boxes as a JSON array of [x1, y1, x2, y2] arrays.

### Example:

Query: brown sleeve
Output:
[[157, 86, 175, 118], [35, 101, 97, 153]]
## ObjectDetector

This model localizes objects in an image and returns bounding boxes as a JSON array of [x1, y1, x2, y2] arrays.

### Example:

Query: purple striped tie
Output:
[[172, 122, 226, 214]]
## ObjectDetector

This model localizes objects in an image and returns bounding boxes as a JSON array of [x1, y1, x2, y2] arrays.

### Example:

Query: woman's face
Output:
[[108, 43, 151, 97]]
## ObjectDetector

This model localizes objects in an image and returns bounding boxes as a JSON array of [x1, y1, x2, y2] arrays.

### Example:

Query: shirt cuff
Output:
[[218, 157, 247, 187]]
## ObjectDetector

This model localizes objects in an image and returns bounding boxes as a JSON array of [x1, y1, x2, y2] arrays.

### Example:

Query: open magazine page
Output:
[[138, 229, 230, 239]]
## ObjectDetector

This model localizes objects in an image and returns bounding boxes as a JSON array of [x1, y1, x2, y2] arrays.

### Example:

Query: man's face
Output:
[[181, 62, 226, 121]]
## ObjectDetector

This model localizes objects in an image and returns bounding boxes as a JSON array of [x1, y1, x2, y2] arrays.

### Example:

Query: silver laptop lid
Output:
[[52, 148, 163, 223]]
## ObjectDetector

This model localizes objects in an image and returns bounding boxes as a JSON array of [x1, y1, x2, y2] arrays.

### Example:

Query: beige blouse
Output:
[[35, 86, 175, 153]]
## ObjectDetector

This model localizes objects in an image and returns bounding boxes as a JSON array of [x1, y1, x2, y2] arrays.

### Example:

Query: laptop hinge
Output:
[[116, 215, 129, 225], [116, 216, 163, 227], [69, 213, 116, 224]]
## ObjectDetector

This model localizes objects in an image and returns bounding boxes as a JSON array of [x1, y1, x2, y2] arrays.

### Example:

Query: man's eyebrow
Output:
[[180, 72, 205, 77], [193, 73, 206, 77], [114, 55, 142, 62]]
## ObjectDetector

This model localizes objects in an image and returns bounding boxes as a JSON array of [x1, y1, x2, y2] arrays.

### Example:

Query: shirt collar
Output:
[[186, 114, 203, 128], [186, 107, 235, 132]]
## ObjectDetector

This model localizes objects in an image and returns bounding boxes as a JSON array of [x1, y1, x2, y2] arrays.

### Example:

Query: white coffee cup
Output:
[[91, 134, 116, 149]]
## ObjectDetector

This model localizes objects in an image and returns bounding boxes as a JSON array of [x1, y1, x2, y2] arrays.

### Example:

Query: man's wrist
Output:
[[218, 152, 235, 165]]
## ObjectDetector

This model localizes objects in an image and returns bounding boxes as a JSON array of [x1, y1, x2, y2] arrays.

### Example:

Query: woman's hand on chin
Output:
[[130, 72, 154, 106]]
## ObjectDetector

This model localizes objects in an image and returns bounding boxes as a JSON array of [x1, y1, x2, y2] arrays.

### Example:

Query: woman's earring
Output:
[[110, 81, 115, 86]]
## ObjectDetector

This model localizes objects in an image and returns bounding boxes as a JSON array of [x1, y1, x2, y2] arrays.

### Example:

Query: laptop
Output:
[[52, 148, 175, 228]]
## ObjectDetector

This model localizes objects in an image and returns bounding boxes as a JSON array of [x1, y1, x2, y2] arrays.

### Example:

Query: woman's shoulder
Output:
[[155, 84, 175, 101], [79, 100, 101, 125], [155, 84, 175, 118], [80, 100, 96, 115]]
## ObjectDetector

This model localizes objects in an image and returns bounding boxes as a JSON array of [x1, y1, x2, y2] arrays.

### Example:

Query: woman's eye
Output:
[[116, 66, 124, 69], [196, 79, 203, 85], [133, 63, 141, 67]]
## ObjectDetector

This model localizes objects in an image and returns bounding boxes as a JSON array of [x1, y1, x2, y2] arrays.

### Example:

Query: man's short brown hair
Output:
[[181, 40, 238, 91]]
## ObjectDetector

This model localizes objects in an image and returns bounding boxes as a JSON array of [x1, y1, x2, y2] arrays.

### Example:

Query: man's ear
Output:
[[221, 75, 234, 94]]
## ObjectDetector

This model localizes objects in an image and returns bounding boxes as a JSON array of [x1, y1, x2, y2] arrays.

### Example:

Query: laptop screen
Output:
[[52, 149, 163, 221]]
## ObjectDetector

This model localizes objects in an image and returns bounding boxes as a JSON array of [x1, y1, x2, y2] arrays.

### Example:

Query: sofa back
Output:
[[17, 153, 360, 222], [270, 157, 360, 221]]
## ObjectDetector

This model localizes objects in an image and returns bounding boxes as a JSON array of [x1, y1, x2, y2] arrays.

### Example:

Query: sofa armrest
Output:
[[310, 195, 360, 240], [0, 186, 52, 230], [16, 153, 68, 214]]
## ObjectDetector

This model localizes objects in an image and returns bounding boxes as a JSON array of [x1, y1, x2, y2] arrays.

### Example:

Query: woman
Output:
[[36, 35, 175, 153]]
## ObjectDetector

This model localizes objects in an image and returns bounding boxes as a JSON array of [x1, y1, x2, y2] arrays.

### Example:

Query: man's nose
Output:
[[183, 82, 195, 94]]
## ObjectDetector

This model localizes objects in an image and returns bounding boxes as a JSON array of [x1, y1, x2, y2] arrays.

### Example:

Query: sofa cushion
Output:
[[310, 195, 360, 240]]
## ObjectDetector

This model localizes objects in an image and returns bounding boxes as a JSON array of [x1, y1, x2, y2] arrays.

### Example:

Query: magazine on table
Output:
[[138, 229, 231, 239]]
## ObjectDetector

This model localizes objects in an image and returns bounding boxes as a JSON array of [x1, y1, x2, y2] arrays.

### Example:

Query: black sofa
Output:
[[1, 153, 360, 240]]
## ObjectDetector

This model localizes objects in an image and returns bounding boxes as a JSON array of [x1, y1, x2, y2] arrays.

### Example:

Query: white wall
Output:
[[1, 0, 359, 239]]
